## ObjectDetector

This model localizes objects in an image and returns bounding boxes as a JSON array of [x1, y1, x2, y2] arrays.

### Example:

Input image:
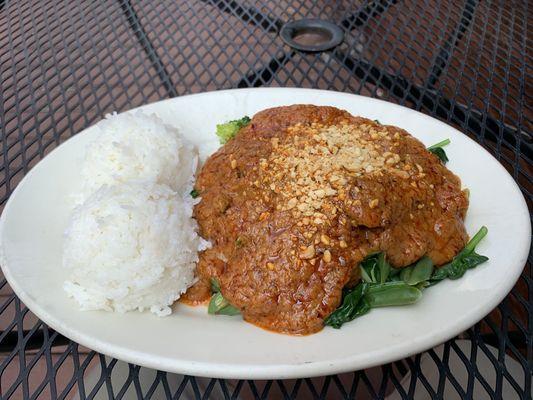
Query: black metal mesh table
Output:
[[0, 1, 531, 399]]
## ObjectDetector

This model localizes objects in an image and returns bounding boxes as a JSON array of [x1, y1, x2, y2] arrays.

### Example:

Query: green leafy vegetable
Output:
[[360, 252, 391, 284], [400, 257, 434, 286], [216, 116, 251, 144], [387, 265, 402, 281], [430, 226, 489, 283], [190, 189, 200, 198], [208, 278, 240, 316], [325, 227, 488, 329], [210, 277, 220, 292], [427, 138, 451, 163], [324, 279, 420, 329], [416, 281, 430, 290], [208, 292, 226, 314], [216, 306, 240, 316], [208, 292, 240, 315], [365, 282, 422, 307], [429, 147, 448, 163], [374, 119, 381, 124], [324, 283, 370, 329]]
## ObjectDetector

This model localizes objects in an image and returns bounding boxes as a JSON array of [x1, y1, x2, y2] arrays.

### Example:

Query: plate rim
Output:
[[0, 87, 530, 379]]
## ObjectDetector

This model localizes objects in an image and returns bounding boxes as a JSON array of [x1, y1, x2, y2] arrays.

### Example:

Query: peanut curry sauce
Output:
[[183, 105, 469, 334]]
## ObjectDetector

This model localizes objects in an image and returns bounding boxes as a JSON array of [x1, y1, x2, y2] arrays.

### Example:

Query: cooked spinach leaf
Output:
[[430, 226, 489, 283], [208, 278, 240, 316], [190, 189, 200, 198], [400, 257, 434, 286], [324, 283, 370, 329], [360, 252, 391, 284], [365, 282, 422, 307], [427, 138, 450, 163], [210, 277, 220, 292], [325, 227, 488, 329]]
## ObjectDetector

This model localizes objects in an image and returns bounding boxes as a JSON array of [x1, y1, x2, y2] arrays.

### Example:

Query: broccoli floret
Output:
[[216, 116, 251, 144]]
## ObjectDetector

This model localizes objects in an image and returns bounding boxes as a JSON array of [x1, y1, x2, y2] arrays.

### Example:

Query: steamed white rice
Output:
[[63, 111, 208, 316], [78, 111, 196, 201]]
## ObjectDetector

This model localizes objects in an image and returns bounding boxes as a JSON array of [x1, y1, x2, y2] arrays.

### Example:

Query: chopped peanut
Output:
[[300, 245, 315, 259]]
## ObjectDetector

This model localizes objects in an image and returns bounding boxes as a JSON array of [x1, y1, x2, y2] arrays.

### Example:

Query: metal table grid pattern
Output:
[[0, 0, 531, 399]]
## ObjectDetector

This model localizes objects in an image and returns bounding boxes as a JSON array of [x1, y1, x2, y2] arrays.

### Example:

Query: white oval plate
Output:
[[0, 88, 530, 379]]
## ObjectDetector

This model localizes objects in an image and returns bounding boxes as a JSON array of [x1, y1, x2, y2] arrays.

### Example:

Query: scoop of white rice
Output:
[[64, 111, 208, 316], [63, 183, 210, 316], [78, 111, 196, 201]]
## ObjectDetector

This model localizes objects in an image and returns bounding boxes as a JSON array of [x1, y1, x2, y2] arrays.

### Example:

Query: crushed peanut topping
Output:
[[260, 123, 404, 225], [369, 199, 379, 209], [300, 244, 315, 259]]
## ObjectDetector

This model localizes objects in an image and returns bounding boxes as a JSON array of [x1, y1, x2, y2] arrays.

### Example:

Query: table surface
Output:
[[0, 1, 531, 399]]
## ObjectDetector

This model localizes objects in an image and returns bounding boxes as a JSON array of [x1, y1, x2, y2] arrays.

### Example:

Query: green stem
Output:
[[427, 138, 451, 150], [463, 226, 488, 254], [365, 284, 422, 307], [366, 281, 411, 293]]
